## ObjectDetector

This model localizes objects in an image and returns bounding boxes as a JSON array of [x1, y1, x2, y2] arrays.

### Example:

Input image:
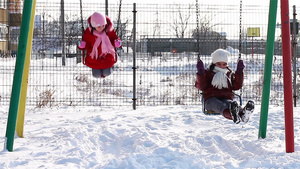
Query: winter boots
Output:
[[229, 100, 255, 124], [230, 101, 241, 124], [239, 100, 255, 123]]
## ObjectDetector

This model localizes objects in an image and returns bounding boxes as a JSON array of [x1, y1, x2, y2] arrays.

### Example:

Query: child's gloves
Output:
[[78, 41, 86, 49], [114, 39, 122, 48], [236, 59, 245, 74], [197, 60, 205, 74]]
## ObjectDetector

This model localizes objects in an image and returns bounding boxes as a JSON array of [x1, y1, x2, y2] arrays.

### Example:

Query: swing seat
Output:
[[203, 109, 222, 115], [201, 93, 242, 115]]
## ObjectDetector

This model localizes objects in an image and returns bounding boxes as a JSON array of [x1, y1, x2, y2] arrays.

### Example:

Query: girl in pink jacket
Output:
[[78, 12, 122, 78]]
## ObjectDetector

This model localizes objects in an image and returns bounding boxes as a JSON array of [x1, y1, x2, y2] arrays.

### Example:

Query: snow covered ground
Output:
[[1, 104, 300, 168], [0, 43, 298, 168]]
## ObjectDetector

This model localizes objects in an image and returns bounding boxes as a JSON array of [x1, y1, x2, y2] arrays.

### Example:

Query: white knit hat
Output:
[[211, 49, 230, 64]]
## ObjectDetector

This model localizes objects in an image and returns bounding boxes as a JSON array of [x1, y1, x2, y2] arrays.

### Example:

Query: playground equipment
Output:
[[258, 0, 294, 153], [5, 0, 36, 152], [4, 0, 295, 153]]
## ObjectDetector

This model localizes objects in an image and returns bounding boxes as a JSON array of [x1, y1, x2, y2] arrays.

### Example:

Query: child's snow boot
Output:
[[239, 100, 255, 123], [230, 101, 241, 124]]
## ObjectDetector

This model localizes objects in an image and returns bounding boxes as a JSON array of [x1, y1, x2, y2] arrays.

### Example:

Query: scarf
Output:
[[89, 27, 115, 60], [211, 66, 230, 89]]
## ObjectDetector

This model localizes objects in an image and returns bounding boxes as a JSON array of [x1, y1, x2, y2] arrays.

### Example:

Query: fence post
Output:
[[60, 0, 66, 66], [5, 0, 34, 152], [132, 3, 137, 110]]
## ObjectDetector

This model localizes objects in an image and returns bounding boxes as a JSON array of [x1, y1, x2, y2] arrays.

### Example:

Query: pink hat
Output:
[[90, 12, 107, 27]]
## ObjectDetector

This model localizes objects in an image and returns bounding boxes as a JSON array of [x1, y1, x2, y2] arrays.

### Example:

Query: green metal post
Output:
[[258, 0, 278, 139], [5, 0, 34, 152]]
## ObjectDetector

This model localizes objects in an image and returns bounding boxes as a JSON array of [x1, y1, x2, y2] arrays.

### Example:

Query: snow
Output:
[[1, 104, 300, 168], [0, 46, 299, 168]]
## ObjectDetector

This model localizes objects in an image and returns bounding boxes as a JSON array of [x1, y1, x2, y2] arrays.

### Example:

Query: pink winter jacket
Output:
[[78, 16, 120, 69]]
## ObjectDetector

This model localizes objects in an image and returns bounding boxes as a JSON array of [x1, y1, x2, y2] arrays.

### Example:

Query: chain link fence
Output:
[[0, 1, 300, 108]]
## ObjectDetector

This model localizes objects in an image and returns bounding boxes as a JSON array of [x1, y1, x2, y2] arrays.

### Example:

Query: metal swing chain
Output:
[[238, 0, 242, 59], [195, 0, 202, 98], [79, 0, 84, 34], [239, 0, 243, 100], [116, 0, 122, 36], [195, 0, 200, 61], [79, 0, 86, 65]]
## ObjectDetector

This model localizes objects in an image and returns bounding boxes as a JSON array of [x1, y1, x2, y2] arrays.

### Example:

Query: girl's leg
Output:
[[205, 97, 234, 120], [220, 98, 232, 109], [101, 67, 112, 77], [220, 99, 234, 120], [204, 97, 229, 113], [92, 69, 103, 78]]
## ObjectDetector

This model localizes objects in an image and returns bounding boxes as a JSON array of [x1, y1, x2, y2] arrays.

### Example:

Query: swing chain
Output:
[[79, 0, 84, 34], [79, 0, 86, 65], [239, 0, 243, 95], [116, 0, 122, 36], [195, 0, 200, 61], [239, 0, 243, 59]]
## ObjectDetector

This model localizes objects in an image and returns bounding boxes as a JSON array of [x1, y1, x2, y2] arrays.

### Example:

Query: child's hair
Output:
[[90, 26, 95, 35], [209, 64, 215, 71]]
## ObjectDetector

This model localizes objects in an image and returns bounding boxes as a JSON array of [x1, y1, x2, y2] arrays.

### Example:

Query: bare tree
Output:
[[192, 15, 218, 39], [171, 4, 193, 38], [192, 15, 225, 54], [153, 9, 161, 37], [33, 12, 61, 53]]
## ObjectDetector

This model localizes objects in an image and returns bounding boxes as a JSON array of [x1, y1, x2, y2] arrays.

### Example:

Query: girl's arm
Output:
[[231, 72, 244, 90], [195, 71, 208, 91], [105, 16, 122, 48], [79, 28, 93, 51]]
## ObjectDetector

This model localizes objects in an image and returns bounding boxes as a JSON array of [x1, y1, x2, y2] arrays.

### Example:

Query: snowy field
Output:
[[1, 104, 300, 168], [0, 47, 299, 168]]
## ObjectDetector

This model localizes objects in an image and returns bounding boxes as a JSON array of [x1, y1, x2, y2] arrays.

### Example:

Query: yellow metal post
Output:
[[16, 0, 36, 138]]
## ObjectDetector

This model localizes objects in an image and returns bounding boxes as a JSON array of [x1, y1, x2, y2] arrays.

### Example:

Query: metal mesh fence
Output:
[[0, 1, 300, 108]]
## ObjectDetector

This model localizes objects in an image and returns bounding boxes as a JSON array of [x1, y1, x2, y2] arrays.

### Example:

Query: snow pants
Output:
[[204, 97, 232, 114], [92, 67, 112, 78]]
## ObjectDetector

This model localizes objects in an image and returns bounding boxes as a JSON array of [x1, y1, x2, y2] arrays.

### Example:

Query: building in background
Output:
[[0, 0, 22, 57]]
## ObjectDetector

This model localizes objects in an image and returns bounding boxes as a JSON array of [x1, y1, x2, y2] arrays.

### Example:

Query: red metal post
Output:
[[280, 0, 295, 153]]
